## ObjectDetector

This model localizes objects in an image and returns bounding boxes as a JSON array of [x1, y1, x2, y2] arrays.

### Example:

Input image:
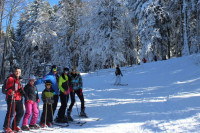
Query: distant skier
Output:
[[114, 65, 123, 85], [142, 58, 147, 63], [21, 75, 40, 131], [67, 67, 87, 119]]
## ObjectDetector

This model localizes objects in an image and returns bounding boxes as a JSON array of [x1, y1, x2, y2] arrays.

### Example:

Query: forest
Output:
[[0, 0, 200, 81]]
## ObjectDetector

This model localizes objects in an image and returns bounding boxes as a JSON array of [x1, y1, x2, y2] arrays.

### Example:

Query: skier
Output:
[[21, 75, 40, 131], [55, 67, 70, 123], [3, 67, 24, 133], [40, 80, 55, 128], [114, 65, 123, 85], [142, 58, 147, 63], [35, 65, 59, 116], [67, 67, 87, 119]]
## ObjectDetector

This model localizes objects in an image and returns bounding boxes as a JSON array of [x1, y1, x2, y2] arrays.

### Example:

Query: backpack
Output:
[[2, 77, 14, 95]]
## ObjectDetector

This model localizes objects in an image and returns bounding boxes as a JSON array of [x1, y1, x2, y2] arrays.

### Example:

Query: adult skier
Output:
[[55, 67, 70, 123], [35, 65, 59, 116], [67, 67, 87, 120], [3, 67, 24, 133]]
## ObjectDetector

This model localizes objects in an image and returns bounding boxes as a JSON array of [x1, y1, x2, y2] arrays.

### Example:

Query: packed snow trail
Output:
[[1, 54, 200, 132]]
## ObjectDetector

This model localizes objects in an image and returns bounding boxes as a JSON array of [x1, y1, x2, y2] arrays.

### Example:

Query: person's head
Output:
[[71, 68, 77, 74], [63, 67, 69, 75], [45, 80, 52, 89], [29, 75, 36, 85], [13, 66, 21, 79], [51, 65, 58, 74]]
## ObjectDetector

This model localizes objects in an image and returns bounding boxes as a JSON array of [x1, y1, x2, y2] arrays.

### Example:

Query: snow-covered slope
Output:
[[1, 54, 200, 133]]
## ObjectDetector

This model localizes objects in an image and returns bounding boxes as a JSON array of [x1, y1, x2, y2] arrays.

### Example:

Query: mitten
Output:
[[27, 100, 34, 104], [80, 89, 83, 95], [37, 99, 40, 103]]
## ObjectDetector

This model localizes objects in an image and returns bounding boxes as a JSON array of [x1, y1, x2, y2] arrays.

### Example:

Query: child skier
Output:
[[21, 75, 40, 131], [40, 80, 54, 128]]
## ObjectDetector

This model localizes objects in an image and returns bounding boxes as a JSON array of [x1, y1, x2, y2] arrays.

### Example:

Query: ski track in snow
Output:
[[1, 54, 200, 132]]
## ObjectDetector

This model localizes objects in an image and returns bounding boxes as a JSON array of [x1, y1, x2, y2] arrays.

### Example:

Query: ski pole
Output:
[[7, 94, 14, 130], [75, 102, 80, 116], [13, 98, 16, 130], [51, 104, 54, 127], [45, 103, 47, 127], [37, 102, 41, 123]]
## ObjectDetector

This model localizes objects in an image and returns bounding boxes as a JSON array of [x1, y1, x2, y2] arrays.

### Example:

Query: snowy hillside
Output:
[[1, 54, 200, 132]]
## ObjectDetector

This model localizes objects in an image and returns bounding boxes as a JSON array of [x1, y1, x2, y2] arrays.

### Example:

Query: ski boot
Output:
[[80, 108, 88, 118], [67, 109, 74, 121]]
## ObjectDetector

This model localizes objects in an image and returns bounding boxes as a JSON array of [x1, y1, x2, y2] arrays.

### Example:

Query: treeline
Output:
[[0, 0, 200, 81]]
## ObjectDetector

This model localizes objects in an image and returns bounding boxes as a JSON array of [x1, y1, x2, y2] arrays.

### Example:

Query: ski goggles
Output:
[[64, 70, 69, 73], [45, 83, 52, 86], [72, 69, 77, 72], [52, 68, 57, 72]]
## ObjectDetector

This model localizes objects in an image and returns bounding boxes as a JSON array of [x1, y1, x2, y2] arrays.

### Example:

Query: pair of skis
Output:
[[53, 120, 87, 127]]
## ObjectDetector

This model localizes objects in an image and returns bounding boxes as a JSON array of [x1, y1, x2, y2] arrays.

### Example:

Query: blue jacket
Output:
[[35, 72, 59, 95]]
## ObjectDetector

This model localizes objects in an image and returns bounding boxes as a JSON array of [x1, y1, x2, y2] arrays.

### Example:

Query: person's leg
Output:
[[67, 92, 75, 121], [40, 104, 46, 124], [3, 99, 14, 129], [57, 93, 67, 119], [52, 95, 59, 115], [47, 104, 53, 123], [76, 90, 87, 116], [30, 102, 39, 125], [76, 90, 85, 110], [68, 92, 75, 112], [12, 100, 24, 128], [22, 102, 32, 126]]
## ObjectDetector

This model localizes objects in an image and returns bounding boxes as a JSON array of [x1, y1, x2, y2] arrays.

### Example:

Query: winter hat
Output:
[[51, 65, 57, 72], [29, 75, 36, 81], [71, 66, 77, 72], [63, 67, 69, 73], [45, 80, 52, 86]]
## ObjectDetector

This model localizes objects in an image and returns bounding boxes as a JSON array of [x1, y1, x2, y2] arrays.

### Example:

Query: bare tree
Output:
[[0, 0, 26, 82]]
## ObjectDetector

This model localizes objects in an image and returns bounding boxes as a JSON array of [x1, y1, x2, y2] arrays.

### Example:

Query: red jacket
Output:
[[6, 74, 23, 101]]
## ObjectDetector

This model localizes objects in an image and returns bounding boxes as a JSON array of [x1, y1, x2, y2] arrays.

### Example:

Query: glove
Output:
[[80, 89, 83, 95], [27, 100, 34, 104], [37, 99, 40, 103], [64, 90, 67, 95]]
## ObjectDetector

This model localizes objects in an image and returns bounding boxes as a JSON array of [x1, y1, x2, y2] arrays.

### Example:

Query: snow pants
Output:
[[3, 99, 24, 129], [68, 89, 85, 111], [22, 102, 39, 126], [40, 103, 53, 124], [115, 75, 121, 85]]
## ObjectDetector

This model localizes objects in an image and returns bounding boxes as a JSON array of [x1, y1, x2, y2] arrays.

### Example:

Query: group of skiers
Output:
[[2, 65, 87, 133]]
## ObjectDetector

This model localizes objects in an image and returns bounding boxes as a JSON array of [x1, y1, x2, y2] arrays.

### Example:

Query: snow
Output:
[[1, 54, 200, 132]]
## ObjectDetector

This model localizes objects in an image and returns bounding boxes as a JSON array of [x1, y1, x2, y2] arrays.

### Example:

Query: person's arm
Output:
[[79, 75, 83, 89], [120, 69, 123, 76], [35, 75, 53, 85], [58, 76, 65, 93], [6, 77, 15, 95]]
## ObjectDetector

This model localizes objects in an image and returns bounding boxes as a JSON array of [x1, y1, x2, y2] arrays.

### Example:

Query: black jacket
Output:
[[42, 87, 54, 104], [115, 67, 123, 76], [24, 84, 39, 102]]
